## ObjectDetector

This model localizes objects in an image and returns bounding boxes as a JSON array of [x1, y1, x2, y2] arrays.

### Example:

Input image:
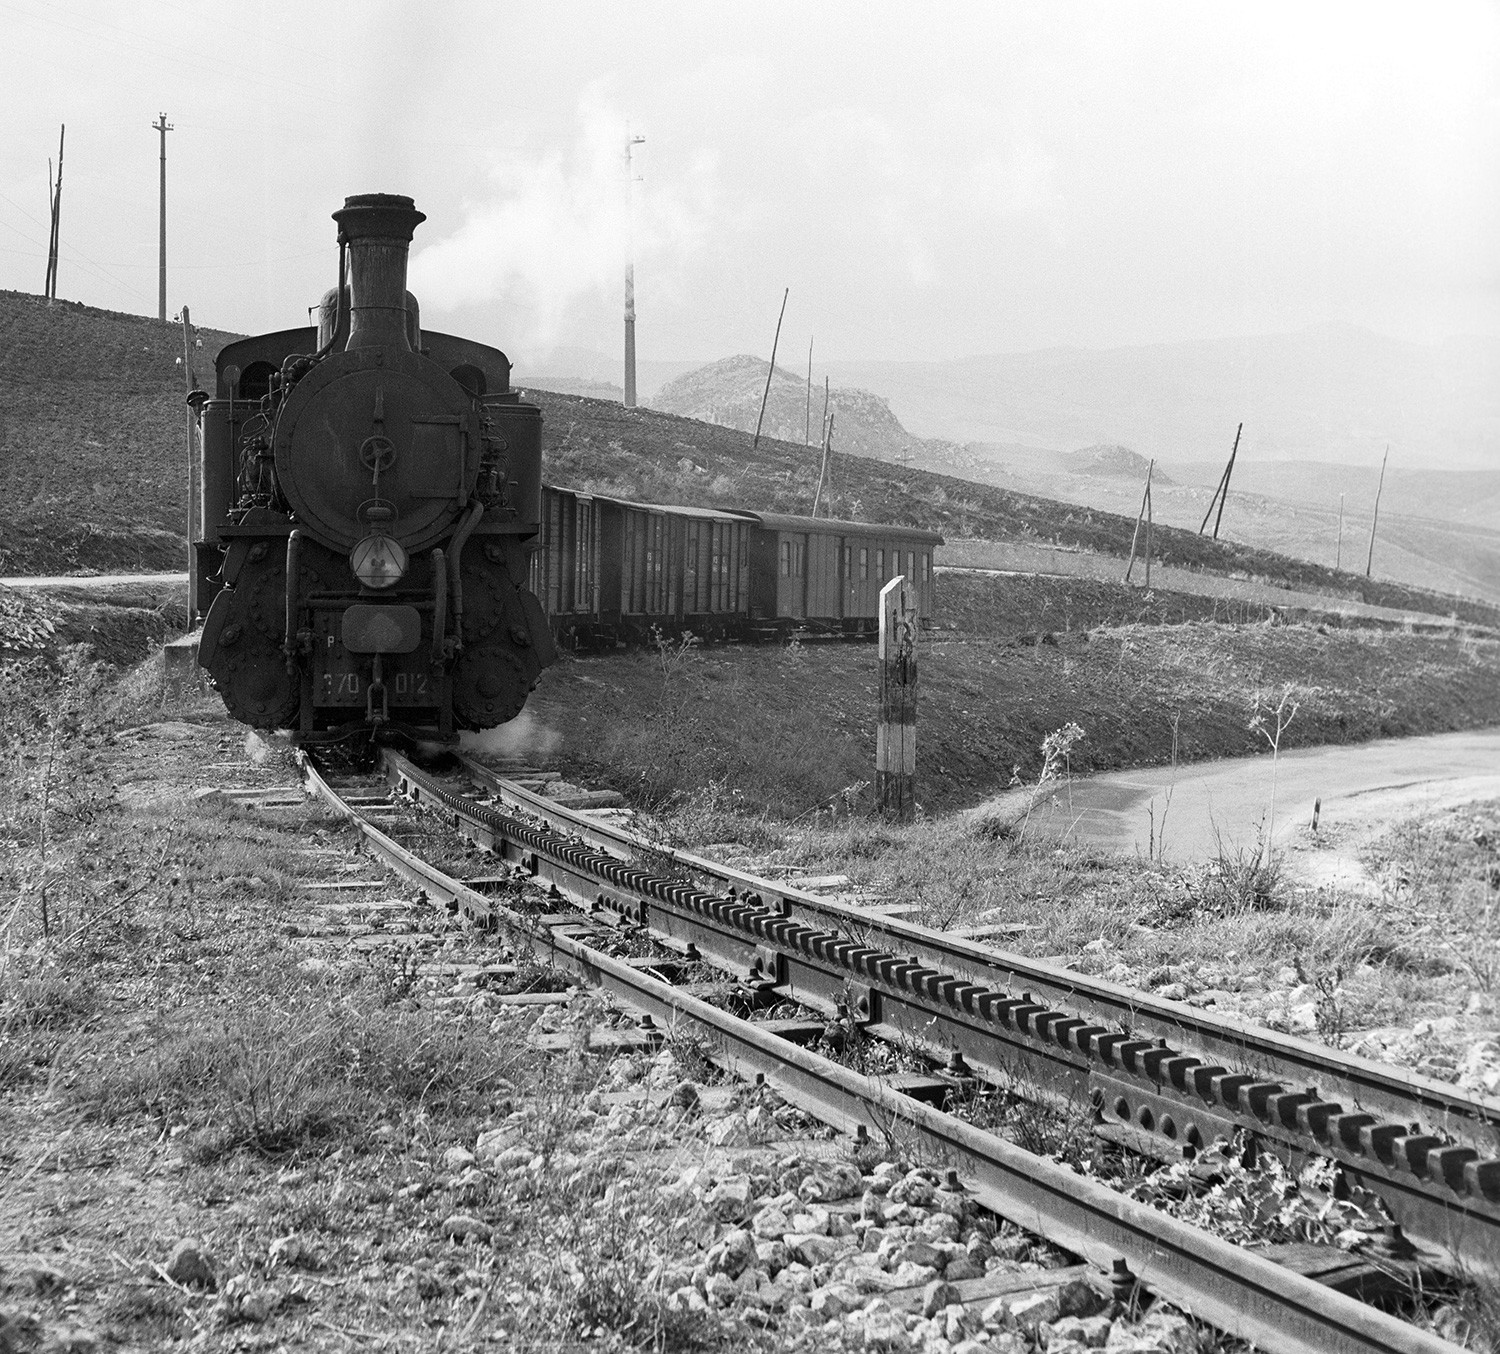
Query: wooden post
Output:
[[804, 336, 813, 445], [877, 575, 918, 823], [751, 287, 789, 451], [45, 124, 64, 301], [1366, 444, 1389, 578], [1143, 461, 1154, 588], [1212, 423, 1240, 539], [1199, 422, 1242, 535], [1123, 459, 1152, 583], [181, 307, 199, 620], [812, 410, 835, 517]]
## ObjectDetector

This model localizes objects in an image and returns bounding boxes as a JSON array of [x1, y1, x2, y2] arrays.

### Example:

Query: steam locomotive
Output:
[[192, 194, 556, 744]]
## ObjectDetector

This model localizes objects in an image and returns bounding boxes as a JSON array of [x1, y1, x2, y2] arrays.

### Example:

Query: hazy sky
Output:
[[1, 0, 1495, 366]]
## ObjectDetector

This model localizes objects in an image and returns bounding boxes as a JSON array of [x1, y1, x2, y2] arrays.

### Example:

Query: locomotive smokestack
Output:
[[332, 193, 426, 352]]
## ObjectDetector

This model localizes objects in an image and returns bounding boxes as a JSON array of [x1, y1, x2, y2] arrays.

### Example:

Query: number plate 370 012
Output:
[[313, 615, 431, 706]]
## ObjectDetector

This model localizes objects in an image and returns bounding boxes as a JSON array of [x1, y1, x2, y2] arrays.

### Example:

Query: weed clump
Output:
[[78, 985, 527, 1160], [1135, 1143, 1387, 1249]]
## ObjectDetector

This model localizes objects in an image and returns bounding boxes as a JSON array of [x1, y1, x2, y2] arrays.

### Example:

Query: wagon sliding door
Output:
[[777, 533, 808, 619], [574, 496, 597, 615]]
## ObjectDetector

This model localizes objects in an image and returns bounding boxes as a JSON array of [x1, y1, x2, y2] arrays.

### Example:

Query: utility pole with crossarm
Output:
[[623, 128, 645, 407], [153, 112, 173, 322]]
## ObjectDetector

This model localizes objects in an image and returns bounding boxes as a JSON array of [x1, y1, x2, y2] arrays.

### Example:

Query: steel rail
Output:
[[432, 751, 1500, 1276], [298, 751, 1461, 1354], [456, 752, 1500, 1156]]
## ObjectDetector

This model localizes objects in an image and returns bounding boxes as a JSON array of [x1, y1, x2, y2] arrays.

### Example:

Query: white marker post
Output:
[[877, 575, 918, 823]]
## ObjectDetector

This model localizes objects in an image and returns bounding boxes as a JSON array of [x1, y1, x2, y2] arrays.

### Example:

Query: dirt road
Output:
[[982, 727, 1500, 886], [1, 572, 188, 589]]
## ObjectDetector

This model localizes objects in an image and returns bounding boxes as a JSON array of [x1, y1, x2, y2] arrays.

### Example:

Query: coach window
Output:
[[907, 551, 916, 579], [859, 547, 869, 580], [795, 541, 806, 575], [921, 552, 930, 582], [876, 549, 885, 582], [842, 545, 852, 581], [780, 541, 791, 577]]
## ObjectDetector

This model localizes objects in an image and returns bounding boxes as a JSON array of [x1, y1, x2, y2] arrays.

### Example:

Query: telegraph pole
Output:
[[45, 124, 64, 301], [1366, 445, 1389, 578], [623, 128, 645, 407], [804, 337, 813, 445], [153, 112, 173, 322]]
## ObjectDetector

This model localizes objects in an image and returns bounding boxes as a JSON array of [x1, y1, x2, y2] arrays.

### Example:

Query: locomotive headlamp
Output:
[[350, 533, 408, 589]]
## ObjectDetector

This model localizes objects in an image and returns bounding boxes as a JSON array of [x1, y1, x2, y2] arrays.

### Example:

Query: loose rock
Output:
[[441, 1214, 493, 1243], [706, 1228, 756, 1279], [752, 1205, 790, 1239], [705, 1175, 753, 1221], [1057, 1277, 1109, 1318], [707, 1114, 751, 1148], [164, 1239, 216, 1290], [922, 1279, 960, 1317], [1008, 1291, 1061, 1329], [809, 1281, 862, 1318]]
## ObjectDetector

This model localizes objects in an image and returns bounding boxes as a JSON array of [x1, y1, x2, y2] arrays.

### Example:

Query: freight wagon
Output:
[[529, 485, 942, 647]]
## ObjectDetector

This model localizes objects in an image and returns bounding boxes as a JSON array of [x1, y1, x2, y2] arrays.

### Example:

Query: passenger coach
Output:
[[735, 511, 941, 632]]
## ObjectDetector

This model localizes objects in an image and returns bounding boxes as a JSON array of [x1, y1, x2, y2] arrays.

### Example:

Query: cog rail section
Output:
[[297, 751, 1462, 1354], [429, 750, 1500, 1278]]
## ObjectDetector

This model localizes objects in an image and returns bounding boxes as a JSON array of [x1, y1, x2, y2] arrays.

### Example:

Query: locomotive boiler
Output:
[[193, 194, 556, 743]]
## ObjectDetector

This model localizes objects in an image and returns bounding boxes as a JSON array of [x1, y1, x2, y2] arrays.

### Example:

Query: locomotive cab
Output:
[[194, 194, 555, 743]]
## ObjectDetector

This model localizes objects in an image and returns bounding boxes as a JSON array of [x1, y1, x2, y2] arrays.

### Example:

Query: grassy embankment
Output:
[[530, 571, 1500, 820]]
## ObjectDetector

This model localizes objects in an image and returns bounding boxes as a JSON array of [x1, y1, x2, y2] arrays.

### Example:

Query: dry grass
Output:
[[526, 617, 1500, 821], [78, 983, 529, 1161], [639, 783, 1497, 1064]]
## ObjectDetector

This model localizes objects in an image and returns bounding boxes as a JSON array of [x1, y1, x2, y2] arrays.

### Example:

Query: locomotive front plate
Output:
[[313, 611, 432, 708]]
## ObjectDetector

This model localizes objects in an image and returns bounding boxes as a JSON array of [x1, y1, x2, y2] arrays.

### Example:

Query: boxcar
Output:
[[733, 511, 942, 632], [531, 486, 752, 645]]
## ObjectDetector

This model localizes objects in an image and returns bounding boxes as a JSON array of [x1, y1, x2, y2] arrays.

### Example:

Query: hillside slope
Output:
[[531, 390, 1500, 625], [952, 443, 1500, 604], [0, 290, 239, 573], [2, 290, 1494, 626]]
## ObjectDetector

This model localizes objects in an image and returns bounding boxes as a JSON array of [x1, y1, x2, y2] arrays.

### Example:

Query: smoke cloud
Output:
[[409, 91, 714, 346], [458, 709, 562, 763]]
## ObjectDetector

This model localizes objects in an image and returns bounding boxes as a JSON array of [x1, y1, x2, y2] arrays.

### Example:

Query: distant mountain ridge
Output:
[[943, 440, 1500, 603], [650, 354, 966, 466], [517, 325, 1499, 473], [823, 325, 1500, 472]]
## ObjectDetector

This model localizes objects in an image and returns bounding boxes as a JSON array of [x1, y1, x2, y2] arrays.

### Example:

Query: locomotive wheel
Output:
[[214, 636, 300, 729], [451, 644, 534, 728]]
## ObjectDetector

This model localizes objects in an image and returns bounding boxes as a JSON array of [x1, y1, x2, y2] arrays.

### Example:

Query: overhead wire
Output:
[[0, 191, 154, 302]]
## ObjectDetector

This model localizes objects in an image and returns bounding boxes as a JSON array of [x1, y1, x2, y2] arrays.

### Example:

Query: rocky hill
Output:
[[1060, 444, 1173, 483], [649, 355, 966, 465]]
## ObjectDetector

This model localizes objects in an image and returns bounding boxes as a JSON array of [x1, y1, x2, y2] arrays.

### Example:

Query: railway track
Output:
[[295, 747, 1484, 1354], [404, 749, 1500, 1277]]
